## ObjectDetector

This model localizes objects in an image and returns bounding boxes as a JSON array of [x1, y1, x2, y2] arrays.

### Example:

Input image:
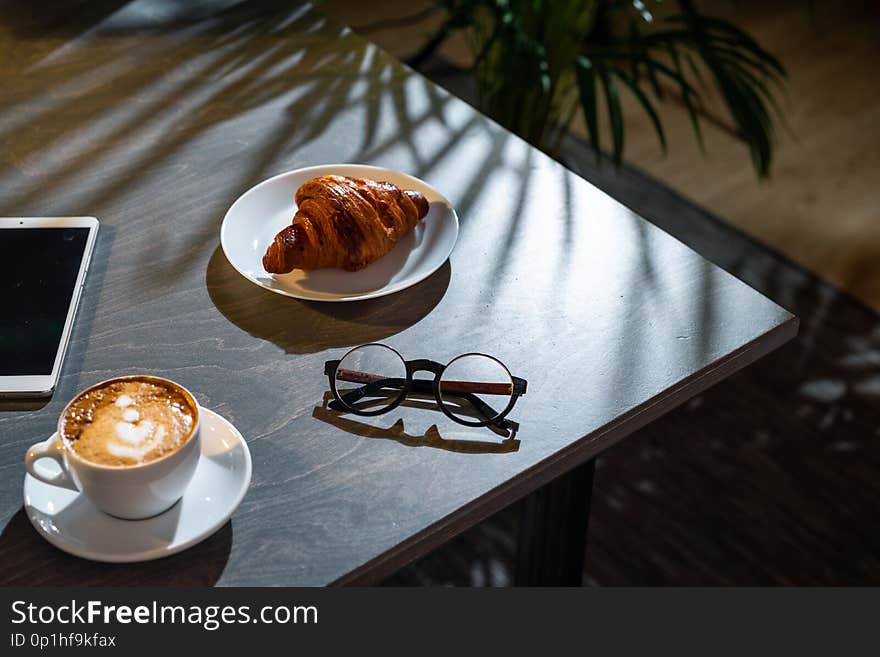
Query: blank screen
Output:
[[0, 227, 90, 376]]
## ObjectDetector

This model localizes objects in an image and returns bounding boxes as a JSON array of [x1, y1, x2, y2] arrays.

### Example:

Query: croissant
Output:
[[262, 175, 430, 273]]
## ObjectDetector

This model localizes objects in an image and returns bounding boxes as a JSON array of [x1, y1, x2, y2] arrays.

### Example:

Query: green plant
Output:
[[408, 0, 787, 178]]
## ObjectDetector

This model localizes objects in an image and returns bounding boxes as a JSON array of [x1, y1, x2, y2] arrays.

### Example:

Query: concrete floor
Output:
[[321, 0, 880, 310]]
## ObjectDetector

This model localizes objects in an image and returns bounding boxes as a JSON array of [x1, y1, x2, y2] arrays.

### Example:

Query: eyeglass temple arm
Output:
[[407, 380, 504, 423], [331, 367, 526, 395], [329, 377, 513, 428], [331, 377, 408, 407]]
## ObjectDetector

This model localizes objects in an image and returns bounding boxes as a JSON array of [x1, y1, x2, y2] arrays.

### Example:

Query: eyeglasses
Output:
[[323, 343, 527, 428]]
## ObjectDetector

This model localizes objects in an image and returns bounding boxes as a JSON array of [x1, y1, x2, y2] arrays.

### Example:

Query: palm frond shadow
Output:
[[0, 1, 683, 396], [2, 0, 618, 381], [0, 1, 567, 237], [0, 1, 480, 296]]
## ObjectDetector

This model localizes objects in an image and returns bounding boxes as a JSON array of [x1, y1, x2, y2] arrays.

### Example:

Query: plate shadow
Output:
[[206, 246, 451, 354], [0, 507, 232, 586]]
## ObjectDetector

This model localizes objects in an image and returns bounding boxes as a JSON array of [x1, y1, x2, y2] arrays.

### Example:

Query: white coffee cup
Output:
[[24, 375, 201, 520]]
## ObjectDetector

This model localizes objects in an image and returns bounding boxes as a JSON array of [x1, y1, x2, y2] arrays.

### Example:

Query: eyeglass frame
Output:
[[323, 343, 527, 428]]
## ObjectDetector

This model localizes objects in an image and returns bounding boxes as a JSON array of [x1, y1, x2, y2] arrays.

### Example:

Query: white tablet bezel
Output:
[[0, 216, 99, 397]]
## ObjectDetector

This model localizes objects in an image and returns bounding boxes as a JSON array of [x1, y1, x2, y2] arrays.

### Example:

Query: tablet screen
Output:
[[0, 227, 90, 376]]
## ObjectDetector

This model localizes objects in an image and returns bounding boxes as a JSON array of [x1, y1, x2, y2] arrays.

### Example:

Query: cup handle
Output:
[[25, 435, 78, 491]]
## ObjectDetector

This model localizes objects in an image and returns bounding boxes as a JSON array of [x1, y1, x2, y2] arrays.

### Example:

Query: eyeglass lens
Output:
[[438, 354, 514, 424], [335, 344, 407, 412]]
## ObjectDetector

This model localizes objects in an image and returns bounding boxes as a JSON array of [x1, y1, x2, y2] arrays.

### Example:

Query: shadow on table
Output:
[[0, 0, 131, 39], [312, 392, 520, 454], [0, 399, 51, 413], [205, 246, 451, 353], [0, 0, 463, 243], [0, 508, 232, 585]]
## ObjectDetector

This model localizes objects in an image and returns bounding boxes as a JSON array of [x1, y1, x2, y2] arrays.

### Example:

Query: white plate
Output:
[[220, 164, 459, 302], [24, 408, 252, 563]]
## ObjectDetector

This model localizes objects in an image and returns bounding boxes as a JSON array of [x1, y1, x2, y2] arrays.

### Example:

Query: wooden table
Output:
[[0, 1, 797, 586]]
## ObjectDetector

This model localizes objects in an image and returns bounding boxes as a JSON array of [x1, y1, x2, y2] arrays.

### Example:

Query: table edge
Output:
[[331, 313, 799, 586]]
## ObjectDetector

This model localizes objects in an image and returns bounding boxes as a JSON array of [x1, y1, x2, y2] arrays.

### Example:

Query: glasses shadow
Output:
[[312, 393, 520, 454]]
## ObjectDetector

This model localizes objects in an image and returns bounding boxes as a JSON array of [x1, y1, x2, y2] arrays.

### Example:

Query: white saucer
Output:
[[220, 164, 459, 302], [24, 407, 252, 563]]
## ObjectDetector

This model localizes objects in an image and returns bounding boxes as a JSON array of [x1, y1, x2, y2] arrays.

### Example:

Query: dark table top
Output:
[[0, 1, 796, 585]]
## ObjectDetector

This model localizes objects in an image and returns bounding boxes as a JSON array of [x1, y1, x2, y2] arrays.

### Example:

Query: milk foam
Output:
[[62, 378, 194, 467], [111, 405, 171, 462], [115, 394, 133, 408]]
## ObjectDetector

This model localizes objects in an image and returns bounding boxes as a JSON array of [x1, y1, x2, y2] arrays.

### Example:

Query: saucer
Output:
[[24, 407, 252, 563]]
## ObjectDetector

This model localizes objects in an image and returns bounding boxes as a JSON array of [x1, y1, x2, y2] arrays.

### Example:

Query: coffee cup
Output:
[[25, 375, 201, 520]]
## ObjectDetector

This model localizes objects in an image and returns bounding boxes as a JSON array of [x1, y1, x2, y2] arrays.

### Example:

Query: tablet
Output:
[[0, 217, 99, 397]]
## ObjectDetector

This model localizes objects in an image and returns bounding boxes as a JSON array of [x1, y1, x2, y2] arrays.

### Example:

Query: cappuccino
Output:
[[60, 377, 196, 467]]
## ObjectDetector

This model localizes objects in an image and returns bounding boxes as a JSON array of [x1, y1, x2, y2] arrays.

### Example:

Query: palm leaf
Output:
[[614, 68, 667, 153], [575, 56, 601, 163], [718, 53, 787, 124], [665, 42, 704, 150], [424, 0, 787, 178], [684, 51, 705, 87], [596, 59, 624, 166], [674, 0, 786, 176], [677, 15, 786, 76]]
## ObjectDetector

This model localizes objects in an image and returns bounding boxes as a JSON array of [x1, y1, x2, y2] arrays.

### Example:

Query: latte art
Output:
[[61, 378, 196, 467]]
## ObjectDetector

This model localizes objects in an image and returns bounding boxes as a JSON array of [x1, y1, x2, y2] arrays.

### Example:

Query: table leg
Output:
[[514, 458, 596, 586]]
